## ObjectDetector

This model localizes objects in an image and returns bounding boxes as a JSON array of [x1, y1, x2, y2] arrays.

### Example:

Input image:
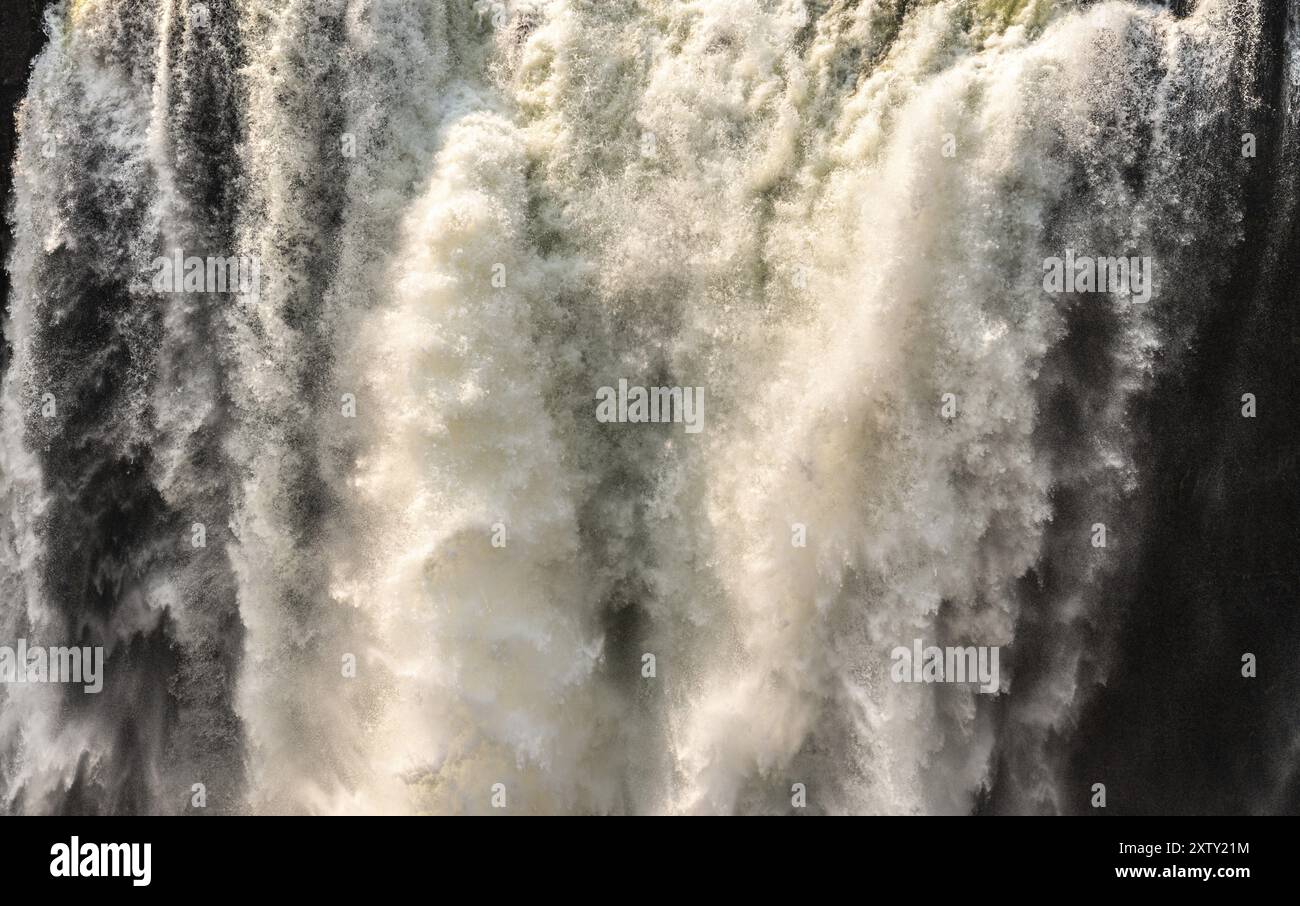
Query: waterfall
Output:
[[2, 0, 1296, 815]]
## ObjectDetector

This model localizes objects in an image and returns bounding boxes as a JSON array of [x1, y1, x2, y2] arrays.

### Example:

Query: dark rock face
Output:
[[1, 0, 51, 205], [1057, 2, 1300, 816], [2, 0, 52, 374]]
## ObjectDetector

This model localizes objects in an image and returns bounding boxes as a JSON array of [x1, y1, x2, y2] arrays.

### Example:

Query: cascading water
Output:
[[1, 0, 1297, 815]]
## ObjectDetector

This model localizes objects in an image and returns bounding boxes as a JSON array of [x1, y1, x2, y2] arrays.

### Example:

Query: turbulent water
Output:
[[1, 0, 1297, 815]]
